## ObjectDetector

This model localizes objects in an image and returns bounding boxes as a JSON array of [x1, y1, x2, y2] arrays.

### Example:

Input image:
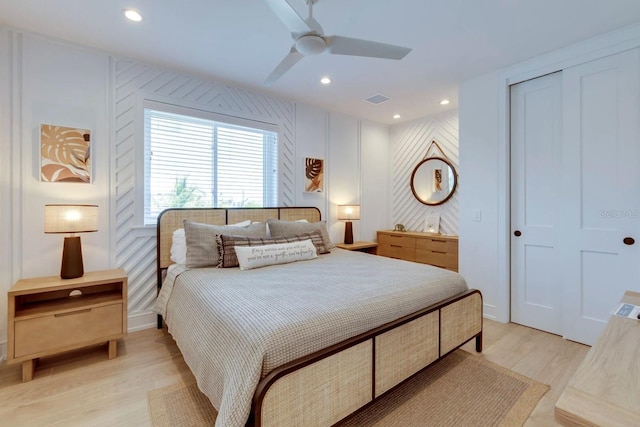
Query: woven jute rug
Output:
[[148, 350, 549, 427]]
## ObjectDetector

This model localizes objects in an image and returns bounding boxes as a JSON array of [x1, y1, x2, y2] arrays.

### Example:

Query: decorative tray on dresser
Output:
[[377, 230, 458, 272]]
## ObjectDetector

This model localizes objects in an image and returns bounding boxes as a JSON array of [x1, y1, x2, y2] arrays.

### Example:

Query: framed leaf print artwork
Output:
[[304, 157, 324, 193], [40, 124, 91, 183]]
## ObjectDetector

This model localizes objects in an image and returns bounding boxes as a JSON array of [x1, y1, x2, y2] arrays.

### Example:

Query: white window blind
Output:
[[144, 108, 278, 225]]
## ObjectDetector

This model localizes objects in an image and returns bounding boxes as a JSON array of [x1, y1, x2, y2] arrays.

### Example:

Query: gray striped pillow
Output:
[[183, 220, 267, 268], [266, 219, 334, 250]]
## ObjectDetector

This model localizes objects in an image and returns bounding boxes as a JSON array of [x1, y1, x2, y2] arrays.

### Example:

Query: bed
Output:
[[154, 207, 482, 427]]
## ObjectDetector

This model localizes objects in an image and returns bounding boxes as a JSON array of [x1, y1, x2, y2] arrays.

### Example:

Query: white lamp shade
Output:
[[45, 204, 98, 233], [337, 205, 360, 221]]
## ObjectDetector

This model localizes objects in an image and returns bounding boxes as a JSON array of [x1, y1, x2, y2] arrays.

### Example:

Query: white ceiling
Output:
[[2, 0, 640, 124]]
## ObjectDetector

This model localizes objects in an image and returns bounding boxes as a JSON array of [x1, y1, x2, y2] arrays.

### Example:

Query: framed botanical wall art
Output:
[[40, 124, 91, 183], [304, 157, 324, 193]]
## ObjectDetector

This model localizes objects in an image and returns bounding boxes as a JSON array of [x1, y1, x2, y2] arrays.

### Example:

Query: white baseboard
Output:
[[482, 303, 500, 322], [128, 310, 158, 332]]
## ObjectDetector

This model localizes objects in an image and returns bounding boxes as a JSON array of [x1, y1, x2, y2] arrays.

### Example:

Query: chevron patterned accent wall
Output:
[[390, 110, 459, 235], [112, 58, 295, 319]]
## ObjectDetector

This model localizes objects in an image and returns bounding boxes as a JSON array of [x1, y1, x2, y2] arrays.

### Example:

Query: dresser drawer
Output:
[[416, 250, 458, 271], [416, 237, 458, 254], [14, 303, 123, 358], [378, 244, 416, 261], [378, 233, 416, 248]]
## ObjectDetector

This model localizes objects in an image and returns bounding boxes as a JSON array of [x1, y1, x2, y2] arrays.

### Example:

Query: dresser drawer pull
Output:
[[432, 239, 447, 243], [54, 309, 92, 317], [390, 245, 403, 248], [432, 250, 447, 254]]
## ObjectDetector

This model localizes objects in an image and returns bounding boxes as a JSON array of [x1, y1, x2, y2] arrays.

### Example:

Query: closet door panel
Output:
[[510, 72, 563, 335], [562, 48, 640, 345]]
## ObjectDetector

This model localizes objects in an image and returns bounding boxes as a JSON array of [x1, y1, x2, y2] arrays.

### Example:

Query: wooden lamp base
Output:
[[344, 221, 354, 244], [61, 236, 84, 279]]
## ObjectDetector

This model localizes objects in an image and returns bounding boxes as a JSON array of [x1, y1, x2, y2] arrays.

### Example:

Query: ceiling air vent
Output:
[[365, 94, 391, 105]]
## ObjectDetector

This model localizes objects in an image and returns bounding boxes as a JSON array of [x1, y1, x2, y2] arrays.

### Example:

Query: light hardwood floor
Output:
[[0, 319, 589, 426]]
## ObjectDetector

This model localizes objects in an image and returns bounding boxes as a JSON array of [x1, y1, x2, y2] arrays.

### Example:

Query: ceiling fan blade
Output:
[[264, 47, 304, 86], [326, 36, 412, 60], [264, 0, 312, 35]]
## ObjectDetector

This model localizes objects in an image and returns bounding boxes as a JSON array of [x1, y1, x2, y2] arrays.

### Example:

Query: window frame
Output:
[[139, 100, 281, 226]]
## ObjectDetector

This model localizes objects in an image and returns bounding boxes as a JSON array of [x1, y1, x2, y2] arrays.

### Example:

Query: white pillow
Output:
[[234, 239, 317, 270], [169, 219, 252, 265], [170, 228, 187, 264]]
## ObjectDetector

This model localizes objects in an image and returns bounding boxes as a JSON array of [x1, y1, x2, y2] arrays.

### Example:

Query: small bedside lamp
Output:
[[337, 205, 360, 244], [45, 204, 98, 279]]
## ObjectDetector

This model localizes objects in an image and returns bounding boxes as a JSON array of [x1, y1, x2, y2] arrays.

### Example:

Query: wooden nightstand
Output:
[[335, 241, 378, 254], [7, 269, 128, 382]]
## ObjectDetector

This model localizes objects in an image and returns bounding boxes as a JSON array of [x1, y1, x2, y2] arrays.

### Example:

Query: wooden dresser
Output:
[[377, 230, 459, 272]]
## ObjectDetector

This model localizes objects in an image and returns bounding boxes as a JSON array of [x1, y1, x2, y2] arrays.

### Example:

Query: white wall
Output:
[[361, 120, 391, 241], [458, 73, 502, 321], [0, 27, 391, 359], [458, 22, 640, 322], [389, 110, 459, 235], [0, 30, 112, 361], [294, 104, 392, 244]]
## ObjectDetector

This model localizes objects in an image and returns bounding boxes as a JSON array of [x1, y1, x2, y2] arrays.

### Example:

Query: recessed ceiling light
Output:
[[393, 114, 401, 119], [440, 99, 450, 105], [123, 9, 143, 22], [320, 77, 331, 85]]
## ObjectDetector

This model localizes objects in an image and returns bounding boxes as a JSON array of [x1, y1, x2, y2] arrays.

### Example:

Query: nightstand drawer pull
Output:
[[55, 308, 92, 317], [433, 250, 446, 254], [391, 244, 402, 248]]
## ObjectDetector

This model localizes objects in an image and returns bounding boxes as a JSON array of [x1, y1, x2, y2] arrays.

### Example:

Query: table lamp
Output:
[[45, 204, 98, 279], [337, 205, 360, 244]]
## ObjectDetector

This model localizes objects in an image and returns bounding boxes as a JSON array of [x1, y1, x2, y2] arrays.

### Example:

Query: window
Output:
[[144, 107, 278, 225]]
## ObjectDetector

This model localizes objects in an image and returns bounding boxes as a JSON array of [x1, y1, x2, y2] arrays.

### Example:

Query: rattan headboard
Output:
[[156, 207, 322, 283]]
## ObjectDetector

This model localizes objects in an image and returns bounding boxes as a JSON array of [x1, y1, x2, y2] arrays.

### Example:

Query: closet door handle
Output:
[[623, 237, 635, 245], [514, 230, 522, 237]]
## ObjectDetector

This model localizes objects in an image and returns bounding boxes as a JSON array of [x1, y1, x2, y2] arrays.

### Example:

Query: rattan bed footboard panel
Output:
[[440, 291, 483, 355], [254, 290, 483, 427], [375, 310, 439, 397], [260, 340, 373, 427]]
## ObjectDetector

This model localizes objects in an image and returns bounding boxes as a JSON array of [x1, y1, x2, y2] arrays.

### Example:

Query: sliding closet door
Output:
[[562, 49, 640, 345], [510, 72, 563, 334]]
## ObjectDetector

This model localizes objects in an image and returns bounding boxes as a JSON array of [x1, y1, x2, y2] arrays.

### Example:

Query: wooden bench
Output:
[[555, 290, 640, 426]]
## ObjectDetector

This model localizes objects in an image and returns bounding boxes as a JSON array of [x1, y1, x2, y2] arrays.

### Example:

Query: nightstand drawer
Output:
[[378, 244, 416, 261], [14, 303, 123, 358], [378, 233, 416, 248]]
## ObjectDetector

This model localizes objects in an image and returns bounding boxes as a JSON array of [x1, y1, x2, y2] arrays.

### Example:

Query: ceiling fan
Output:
[[263, 0, 412, 86]]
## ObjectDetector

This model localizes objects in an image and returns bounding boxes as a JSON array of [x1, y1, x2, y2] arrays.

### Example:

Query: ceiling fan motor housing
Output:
[[296, 34, 326, 55]]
